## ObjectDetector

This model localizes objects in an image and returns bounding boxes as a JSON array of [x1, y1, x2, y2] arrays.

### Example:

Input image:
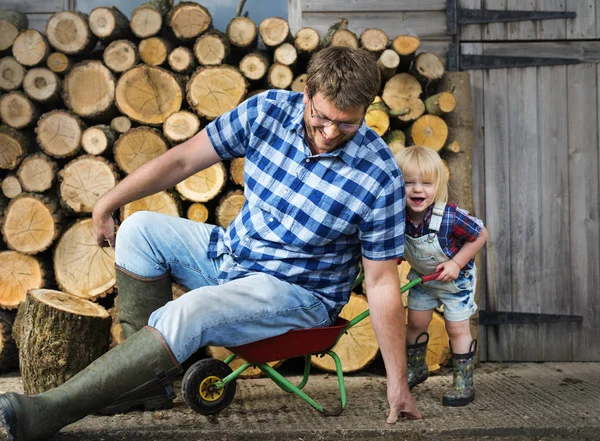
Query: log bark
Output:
[[53, 218, 116, 301], [1, 175, 21, 199], [425, 92, 457, 116], [383, 130, 406, 157], [0, 125, 30, 170], [16, 153, 57, 193], [62, 60, 116, 121], [175, 162, 227, 202], [36, 110, 86, 158], [186, 202, 209, 223], [0, 91, 39, 129], [12, 30, 50, 67], [22, 67, 61, 104], [378, 49, 400, 81], [187, 65, 247, 120], [45, 11, 97, 56], [311, 293, 378, 373], [120, 190, 181, 222], [0, 251, 46, 309], [116, 65, 183, 125], [365, 98, 390, 136], [46, 52, 72, 76], [81, 124, 116, 155], [89, 6, 131, 42], [215, 189, 245, 228], [259, 17, 291, 49], [229, 157, 245, 187], [239, 52, 269, 84], [267, 63, 293, 90], [359, 28, 389, 55], [193, 30, 230, 66], [58, 155, 118, 214], [103, 39, 139, 74], [410, 114, 448, 151], [113, 126, 168, 174], [168, 46, 197, 75], [16, 289, 111, 395], [139, 37, 173, 67], [163, 110, 200, 143], [382, 73, 425, 125], [0, 10, 28, 52], [0, 57, 26, 92], [2, 193, 62, 255], [0, 310, 18, 373], [322, 18, 358, 49], [167, 2, 212, 42]]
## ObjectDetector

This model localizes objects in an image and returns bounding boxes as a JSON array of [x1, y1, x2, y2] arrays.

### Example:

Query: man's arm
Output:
[[92, 129, 221, 247], [362, 256, 422, 423]]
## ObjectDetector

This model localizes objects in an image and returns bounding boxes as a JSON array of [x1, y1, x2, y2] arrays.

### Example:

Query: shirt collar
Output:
[[406, 205, 433, 229]]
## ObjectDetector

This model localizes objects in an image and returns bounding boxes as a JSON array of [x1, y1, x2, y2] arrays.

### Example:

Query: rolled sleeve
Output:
[[453, 207, 483, 242]]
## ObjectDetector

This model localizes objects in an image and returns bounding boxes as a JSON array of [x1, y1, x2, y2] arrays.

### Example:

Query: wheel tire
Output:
[[182, 358, 237, 414]]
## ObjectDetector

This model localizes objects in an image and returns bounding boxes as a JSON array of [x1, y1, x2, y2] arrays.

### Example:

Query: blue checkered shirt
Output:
[[206, 90, 405, 317]]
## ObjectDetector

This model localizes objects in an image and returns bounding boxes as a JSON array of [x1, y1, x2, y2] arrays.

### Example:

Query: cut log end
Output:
[[17, 154, 56, 193], [193, 31, 230, 66], [46, 52, 72, 75], [121, 191, 180, 222], [103, 40, 139, 73], [46, 11, 96, 55], [163, 111, 200, 143], [392, 35, 421, 56], [114, 127, 168, 174], [360, 28, 389, 53], [130, 6, 162, 39], [175, 162, 227, 202], [63, 61, 115, 120], [12, 30, 50, 67], [0, 92, 38, 129], [0, 251, 43, 309], [23, 68, 61, 103], [0, 57, 26, 92], [36, 110, 84, 158], [215, 190, 245, 228], [169, 3, 212, 41], [259, 17, 290, 48], [226, 16, 257, 49], [187, 66, 247, 120], [187, 202, 209, 223], [411, 115, 449, 152]]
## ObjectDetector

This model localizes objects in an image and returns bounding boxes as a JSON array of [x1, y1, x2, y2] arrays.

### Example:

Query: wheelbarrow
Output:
[[181, 271, 441, 416]]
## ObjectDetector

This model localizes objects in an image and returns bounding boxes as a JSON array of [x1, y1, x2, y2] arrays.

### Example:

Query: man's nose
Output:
[[323, 123, 340, 139]]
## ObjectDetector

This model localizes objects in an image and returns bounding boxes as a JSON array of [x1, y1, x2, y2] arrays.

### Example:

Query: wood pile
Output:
[[0, 1, 468, 380]]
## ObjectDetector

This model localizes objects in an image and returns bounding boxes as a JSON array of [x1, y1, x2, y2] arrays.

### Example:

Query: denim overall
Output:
[[404, 202, 477, 321]]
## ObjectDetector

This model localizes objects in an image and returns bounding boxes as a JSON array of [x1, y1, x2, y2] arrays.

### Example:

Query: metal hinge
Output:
[[478, 311, 583, 326], [448, 43, 580, 71], [447, 0, 577, 35]]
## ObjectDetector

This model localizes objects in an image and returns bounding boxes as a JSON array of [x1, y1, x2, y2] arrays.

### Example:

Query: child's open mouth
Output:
[[411, 197, 426, 205]]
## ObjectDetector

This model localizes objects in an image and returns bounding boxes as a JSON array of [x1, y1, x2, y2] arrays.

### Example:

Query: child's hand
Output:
[[435, 260, 461, 282]]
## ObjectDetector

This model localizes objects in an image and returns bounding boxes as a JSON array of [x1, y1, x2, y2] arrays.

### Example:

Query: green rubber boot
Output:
[[0, 327, 182, 441], [406, 332, 429, 390], [97, 265, 174, 415], [442, 340, 477, 407]]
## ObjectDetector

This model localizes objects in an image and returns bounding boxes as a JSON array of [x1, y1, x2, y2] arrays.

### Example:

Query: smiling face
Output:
[[403, 169, 437, 224], [302, 89, 364, 155]]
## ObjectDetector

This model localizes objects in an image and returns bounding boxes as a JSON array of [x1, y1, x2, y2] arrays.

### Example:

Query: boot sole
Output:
[[442, 393, 475, 407], [0, 395, 17, 441], [96, 396, 173, 415], [408, 374, 429, 391]]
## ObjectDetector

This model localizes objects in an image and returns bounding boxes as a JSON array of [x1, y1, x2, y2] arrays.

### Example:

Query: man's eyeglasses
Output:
[[309, 99, 362, 134]]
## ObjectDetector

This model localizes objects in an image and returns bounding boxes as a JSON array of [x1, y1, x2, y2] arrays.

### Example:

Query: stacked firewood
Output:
[[0, 1, 462, 381]]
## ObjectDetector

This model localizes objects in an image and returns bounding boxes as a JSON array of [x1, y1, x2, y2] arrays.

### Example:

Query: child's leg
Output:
[[406, 309, 434, 344], [445, 318, 472, 354]]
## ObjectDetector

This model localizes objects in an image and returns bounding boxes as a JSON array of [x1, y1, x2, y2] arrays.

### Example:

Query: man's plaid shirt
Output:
[[206, 90, 405, 317], [405, 203, 483, 270]]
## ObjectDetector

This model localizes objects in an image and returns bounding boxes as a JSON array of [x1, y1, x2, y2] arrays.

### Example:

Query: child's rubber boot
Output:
[[442, 339, 477, 406], [407, 331, 429, 390]]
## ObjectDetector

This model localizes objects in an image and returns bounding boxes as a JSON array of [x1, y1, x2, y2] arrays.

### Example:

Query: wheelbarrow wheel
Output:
[[182, 358, 237, 414]]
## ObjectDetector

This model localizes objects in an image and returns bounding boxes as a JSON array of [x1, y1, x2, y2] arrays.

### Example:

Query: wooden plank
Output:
[[459, 0, 483, 41], [288, 0, 302, 35], [461, 43, 487, 359], [481, 65, 512, 361], [507, 66, 542, 361], [483, 0, 508, 41], [570, 63, 600, 361], [567, 0, 596, 39], [27, 14, 52, 32], [506, 0, 536, 40], [536, 0, 567, 39], [0, 0, 68, 13], [537, 65, 572, 361], [301, 0, 446, 12], [472, 41, 600, 62], [302, 11, 449, 39]]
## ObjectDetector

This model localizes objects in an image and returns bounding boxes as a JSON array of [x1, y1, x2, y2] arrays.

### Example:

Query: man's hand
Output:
[[435, 259, 460, 282], [92, 203, 116, 248], [386, 380, 422, 423]]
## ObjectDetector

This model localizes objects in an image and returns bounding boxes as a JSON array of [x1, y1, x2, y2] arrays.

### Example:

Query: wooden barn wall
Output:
[[462, 0, 600, 361]]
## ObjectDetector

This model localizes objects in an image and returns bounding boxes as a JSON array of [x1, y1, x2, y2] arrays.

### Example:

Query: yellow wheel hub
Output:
[[199, 375, 223, 402]]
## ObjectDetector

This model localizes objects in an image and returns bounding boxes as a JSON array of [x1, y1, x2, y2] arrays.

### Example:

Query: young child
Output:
[[395, 145, 488, 407]]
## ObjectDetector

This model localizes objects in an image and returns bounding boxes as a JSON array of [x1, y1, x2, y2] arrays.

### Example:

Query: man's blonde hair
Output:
[[395, 146, 448, 204], [306, 46, 380, 111]]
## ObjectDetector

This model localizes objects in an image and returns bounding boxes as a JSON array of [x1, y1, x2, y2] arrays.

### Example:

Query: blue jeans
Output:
[[115, 212, 331, 363]]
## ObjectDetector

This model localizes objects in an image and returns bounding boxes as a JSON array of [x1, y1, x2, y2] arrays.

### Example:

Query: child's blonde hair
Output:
[[395, 146, 448, 204]]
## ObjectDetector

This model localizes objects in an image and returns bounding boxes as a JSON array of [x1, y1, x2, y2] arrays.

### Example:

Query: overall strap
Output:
[[427, 202, 446, 242]]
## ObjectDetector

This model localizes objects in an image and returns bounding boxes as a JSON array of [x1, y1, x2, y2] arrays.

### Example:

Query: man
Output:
[[0, 47, 420, 441]]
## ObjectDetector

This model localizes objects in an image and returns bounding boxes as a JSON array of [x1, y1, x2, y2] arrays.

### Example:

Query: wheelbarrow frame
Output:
[[182, 271, 441, 416]]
